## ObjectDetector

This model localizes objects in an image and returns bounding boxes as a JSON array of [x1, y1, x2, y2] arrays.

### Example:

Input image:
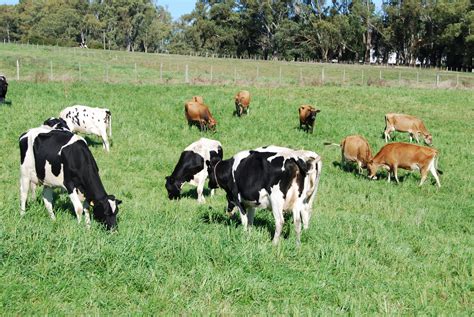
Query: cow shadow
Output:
[[332, 161, 367, 178], [199, 207, 291, 240], [180, 187, 212, 200], [83, 136, 103, 148]]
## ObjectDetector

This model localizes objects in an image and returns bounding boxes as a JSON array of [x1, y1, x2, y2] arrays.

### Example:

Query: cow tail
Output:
[[323, 142, 340, 147], [435, 154, 443, 175], [106, 110, 112, 138]]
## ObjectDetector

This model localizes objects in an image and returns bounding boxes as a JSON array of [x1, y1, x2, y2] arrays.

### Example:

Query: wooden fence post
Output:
[[16, 59, 19, 80], [379, 70, 382, 80], [456, 74, 459, 88], [185, 64, 189, 83]]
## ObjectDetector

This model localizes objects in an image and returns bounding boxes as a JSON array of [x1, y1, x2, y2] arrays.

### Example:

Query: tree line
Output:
[[1, 0, 472, 70]]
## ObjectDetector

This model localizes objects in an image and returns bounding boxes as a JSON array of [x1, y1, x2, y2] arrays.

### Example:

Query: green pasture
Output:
[[1, 42, 473, 88], [0, 80, 472, 314]]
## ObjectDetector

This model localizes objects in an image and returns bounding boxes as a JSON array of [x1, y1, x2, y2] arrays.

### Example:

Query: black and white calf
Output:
[[19, 126, 121, 229], [60, 105, 112, 152], [207, 146, 322, 244], [0, 74, 8, 103], [166, 138, 223, 203], [43, 117, 71, 131]]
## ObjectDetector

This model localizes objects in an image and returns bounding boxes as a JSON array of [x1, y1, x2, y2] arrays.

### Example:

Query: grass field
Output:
[[1, 42, 474, 88], [0, 78, 473, 313]]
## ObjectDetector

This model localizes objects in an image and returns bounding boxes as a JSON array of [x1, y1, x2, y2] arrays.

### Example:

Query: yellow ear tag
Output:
[[90, 201, 95, 207]]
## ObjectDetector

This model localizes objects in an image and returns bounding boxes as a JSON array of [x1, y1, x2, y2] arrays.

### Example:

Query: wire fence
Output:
[[1, 42, 473, 89]]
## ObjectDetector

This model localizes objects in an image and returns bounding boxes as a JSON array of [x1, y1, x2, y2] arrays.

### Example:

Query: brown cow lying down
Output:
[[185, 101, 217, 131], [325, 135, 373, 174], [384, 113, 432, 145], [234, 90, 251, 116], [368, 142, 441, 187], [299, 105, 320, 133]]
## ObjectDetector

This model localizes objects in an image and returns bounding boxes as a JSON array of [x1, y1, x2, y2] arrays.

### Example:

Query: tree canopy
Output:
[[0, 0, 472, 69]]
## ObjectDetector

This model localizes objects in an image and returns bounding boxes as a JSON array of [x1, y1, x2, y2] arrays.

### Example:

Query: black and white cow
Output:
[[207, 145, 322, 244], [60, 105, 112, 152], [43, 117, 71, 131], [19, 126, 121, 229], [166, 138, 223, 203], [0, 74, 8, 103]]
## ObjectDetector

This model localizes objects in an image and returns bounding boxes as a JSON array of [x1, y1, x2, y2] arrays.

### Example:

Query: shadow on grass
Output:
[[198, 205, 292, 240], [332, 160, 368, 179], [84, 136, 104, 148], [180, 187, 212, 200]]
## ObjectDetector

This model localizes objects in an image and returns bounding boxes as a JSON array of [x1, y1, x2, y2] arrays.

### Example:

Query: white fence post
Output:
[[16, 59, 20, 80], [379, 70, 382, 80], [456, 74, 459, 87], [321, 67, 325, 84]]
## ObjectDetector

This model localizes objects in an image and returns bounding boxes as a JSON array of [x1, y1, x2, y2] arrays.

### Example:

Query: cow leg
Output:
[[414, 133, 420, 143], [429, 163, 441, 188], [393, 166, 400, 183], [30, 181, 37, 200], [210, 188, 215, 197], [419, 167, 429, 186], [83, 201, 91, 228], [239, 209, 249, 231], [247, 207, 256, 227], [292, 204, 303, 246], [42, 187, 56, 220], [196, 178, 206, 203], [69, 191, 84, 224], [357, 161, 363, 174], [384, 128, 391, 142], [310, 124, 314, 134], [301, 204, 311, 230], [270, 198, 285, 245], [100, 130, 110, 152], [20, 175, 30, 216]]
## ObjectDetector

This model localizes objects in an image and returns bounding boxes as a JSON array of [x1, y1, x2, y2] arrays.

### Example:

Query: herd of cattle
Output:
[[15, 83, 442, 244]]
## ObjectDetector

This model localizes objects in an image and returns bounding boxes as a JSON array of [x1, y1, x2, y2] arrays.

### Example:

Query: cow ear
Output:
[[316, 109, 321, 113], [116, 199, 122, 205]]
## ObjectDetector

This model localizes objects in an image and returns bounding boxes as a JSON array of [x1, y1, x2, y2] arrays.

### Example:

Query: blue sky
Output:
[[0, 0, 383, 20]]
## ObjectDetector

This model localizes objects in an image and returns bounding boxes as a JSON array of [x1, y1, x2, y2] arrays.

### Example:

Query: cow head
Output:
[[424, 134, 433, 146], [0, 75, 8, 100], [93, 195, 121, 230], [43, 117, 70, 131], [367, 161, 378, 180], [206, 156, 221, 189], [165, 176, 181, 200], [208, 118, 217, 132]]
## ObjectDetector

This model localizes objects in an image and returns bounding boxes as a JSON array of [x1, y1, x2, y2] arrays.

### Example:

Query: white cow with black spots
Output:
[[60, 105, 112, 152]]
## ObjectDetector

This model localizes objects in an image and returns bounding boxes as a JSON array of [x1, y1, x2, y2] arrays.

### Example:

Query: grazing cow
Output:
[[19, 127, 121, 229], [0, 74, 8, 103], [324, 135, 373, 174], [367, 142, 441, 187], [60, 105, 112, 152], [192, 96, 204, 104], [384, 113, 432, 145], [299, 105, 320, 133], [234, 90, 251, 116], [184, 101, 217, 131], [207, 145, 322, 245], [166, 138, 223, 203]]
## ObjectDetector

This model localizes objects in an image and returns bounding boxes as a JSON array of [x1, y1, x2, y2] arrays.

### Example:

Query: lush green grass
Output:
[[0, 81, 472, 314], [1, 42, 473, 88]]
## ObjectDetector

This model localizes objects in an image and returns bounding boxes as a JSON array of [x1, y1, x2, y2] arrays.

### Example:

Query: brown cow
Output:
[[185, 101, 217, 131], [325, 135, 373, 174], [384, 113, 432, 145], [192, 96, 204, 104], [299, 105, 320, 133], [234, 90, 251, 116], [367, 142, 441, 187]]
